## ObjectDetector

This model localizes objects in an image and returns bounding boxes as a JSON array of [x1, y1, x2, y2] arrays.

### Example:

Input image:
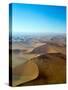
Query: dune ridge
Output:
[[18, 53, 66, 86]]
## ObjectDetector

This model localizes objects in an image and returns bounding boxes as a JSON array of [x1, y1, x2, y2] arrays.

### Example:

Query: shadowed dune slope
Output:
[[31, 44, 48, 54]]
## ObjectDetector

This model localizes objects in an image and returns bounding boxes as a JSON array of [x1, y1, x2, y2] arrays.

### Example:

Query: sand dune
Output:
[[31, 44, 48, 54], [18, 53, 66, 86], [31, 42, 66, 54]]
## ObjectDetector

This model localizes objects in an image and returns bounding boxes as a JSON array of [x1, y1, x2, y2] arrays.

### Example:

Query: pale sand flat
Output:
[[12, 60, 39, 86]]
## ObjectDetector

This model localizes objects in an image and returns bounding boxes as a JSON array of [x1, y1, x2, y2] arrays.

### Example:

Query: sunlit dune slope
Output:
[[12, 60, 39, 86]]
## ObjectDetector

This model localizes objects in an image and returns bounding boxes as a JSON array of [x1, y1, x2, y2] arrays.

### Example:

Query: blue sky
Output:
[[10, 3, 66, 34]]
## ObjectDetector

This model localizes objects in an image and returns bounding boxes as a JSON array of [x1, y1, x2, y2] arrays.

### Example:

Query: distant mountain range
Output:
[[10, 33, 66, 43]]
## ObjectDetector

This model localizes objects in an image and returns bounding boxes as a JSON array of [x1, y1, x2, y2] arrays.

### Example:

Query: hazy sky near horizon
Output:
[[10, 3, 66, 34]]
